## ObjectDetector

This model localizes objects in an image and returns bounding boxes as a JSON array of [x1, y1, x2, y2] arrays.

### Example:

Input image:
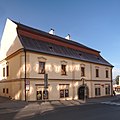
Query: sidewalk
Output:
[[0, 96, 119, 108], [0, 96, 120, 119], [87, 95, 119, 103], [0, 95, 119, 114]]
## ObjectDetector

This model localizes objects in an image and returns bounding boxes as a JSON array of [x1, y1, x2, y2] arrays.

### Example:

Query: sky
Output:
[[0, 0, 120, 79]]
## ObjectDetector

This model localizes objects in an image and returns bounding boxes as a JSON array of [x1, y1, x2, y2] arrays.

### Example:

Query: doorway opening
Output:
[[78, 85, 89, 100]]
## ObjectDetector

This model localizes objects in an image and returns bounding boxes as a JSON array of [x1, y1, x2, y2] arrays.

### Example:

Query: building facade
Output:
[[0, 19, 113, 101]]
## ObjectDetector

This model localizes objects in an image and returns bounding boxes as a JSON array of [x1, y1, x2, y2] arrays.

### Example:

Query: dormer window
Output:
[[49, 46, 53, 50], [97, 57, 100, 60], [49, 46, 54, 52]]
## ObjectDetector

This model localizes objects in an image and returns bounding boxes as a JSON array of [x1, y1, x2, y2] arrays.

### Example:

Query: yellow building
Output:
[[0, 19, 113, 101]]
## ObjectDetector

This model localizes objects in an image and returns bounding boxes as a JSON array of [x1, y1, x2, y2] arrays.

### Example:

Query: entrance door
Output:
[[37, 91, 42, 100], [78, 86, 89, 100], [78, 86, 85, 100]]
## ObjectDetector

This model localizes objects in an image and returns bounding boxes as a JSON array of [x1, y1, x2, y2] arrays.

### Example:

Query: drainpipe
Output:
[[110, 68, 113, 96], [90, 63, 93, 98], [24, 49, 27, 101], [72, 61, 75, 100]]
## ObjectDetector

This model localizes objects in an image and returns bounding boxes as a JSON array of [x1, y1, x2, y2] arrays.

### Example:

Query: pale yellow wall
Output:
[[0, 80, 24, 100], [0, 60, 7, 80], [92, 64, 111, 80], [28, 52, 90, 80], [0, 50, 112, 100], [0, 52, 28, 80], [91, 81, 111, 97], [28, 79, 82, 101], [0, 64, 2, 80], [27, 52, 112, 81], [0, 47, 112, 84], [22, 52, 112, 100]]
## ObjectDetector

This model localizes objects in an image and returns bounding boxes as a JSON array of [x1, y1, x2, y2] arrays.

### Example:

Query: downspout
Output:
[[24, 49, 27, 101], [90, 63, 93, 98], [110, 68, 113, 96], [72, 61, 75, 100]]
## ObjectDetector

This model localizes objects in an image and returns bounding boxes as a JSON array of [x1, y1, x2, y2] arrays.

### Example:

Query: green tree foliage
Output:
[[115, 75, 120, 85]]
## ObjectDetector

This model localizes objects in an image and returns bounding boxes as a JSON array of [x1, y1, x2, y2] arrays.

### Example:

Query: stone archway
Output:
[[78, 85, 89, 100]]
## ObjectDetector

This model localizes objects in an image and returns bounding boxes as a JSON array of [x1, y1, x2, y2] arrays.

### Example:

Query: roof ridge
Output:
[[12, 19, 100, 53]]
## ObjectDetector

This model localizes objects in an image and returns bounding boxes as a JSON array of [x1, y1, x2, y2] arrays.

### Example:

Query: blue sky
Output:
[[0, 0, 120, 78]]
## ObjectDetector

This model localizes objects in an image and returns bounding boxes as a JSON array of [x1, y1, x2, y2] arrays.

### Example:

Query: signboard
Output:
[[44, 73, 48, 88], [26, 80, 30, 91]]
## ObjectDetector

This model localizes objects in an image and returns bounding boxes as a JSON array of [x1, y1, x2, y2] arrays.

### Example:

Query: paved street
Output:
[[32, 102, 120, 120], [0, 96, 120, 120]]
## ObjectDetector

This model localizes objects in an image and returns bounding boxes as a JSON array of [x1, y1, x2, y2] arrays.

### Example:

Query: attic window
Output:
[[49, 46, 53, 50], [97, 57, 100, 60], [49, 46, 54, 52]]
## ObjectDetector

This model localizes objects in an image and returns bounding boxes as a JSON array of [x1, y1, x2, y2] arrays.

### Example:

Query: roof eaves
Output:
[[14, 20, 100, 53]]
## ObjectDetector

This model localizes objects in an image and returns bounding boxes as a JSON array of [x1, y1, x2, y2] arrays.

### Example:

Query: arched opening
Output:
[[78, 85, 89, 100]]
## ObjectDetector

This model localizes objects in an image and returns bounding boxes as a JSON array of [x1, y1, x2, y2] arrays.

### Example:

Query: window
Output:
[[106, 70, 109, 78], [6, 65, 9, 77], [81, 67, 85, 77], [61, 64, 66, 75], [6, 88, 9, 94], [96, 69, 99, 77], [49, 46, 54, 52], [105, 87, 110, 95], [59, 84, 69, 98], [3, 88, 5, 93], [38, 62, 45, 74], [65, 89, 69, 97], [43, 90, 48, 99], [3, 67, 5, 77], [60, 89, 69, 98], [60, 89, 64, 98], [105, 85, 110, 95], [95, 88, 101, 96]]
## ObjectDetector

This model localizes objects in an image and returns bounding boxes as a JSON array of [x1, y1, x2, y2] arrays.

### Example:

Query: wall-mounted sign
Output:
[[44, 73, 48, 88], [26, 80, 30, 91]]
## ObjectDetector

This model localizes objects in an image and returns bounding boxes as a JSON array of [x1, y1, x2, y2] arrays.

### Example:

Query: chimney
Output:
[[65, 34, 70, 40], [49, 29, 55, 35]]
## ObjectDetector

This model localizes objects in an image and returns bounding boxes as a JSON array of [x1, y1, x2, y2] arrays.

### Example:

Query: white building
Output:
[[0, 19, 113, 101]]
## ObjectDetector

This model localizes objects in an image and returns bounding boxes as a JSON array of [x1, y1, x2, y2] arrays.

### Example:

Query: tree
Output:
[[115, 75, 120, 85]]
